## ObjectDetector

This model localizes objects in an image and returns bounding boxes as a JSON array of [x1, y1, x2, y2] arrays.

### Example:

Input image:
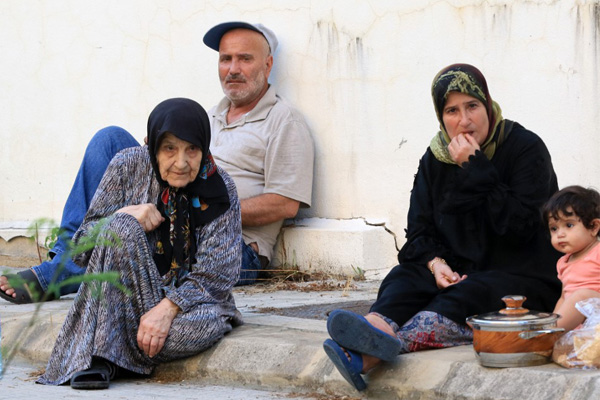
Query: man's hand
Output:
[[137, 298, 180, 358], [447, 133, 480, 166], [117, 204, 164, 232]]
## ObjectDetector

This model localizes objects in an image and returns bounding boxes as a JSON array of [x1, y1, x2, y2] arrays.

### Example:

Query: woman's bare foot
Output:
[[337, 345, 379, 373], [365, 313, 396, 336], [326, 309, 401, 373], [359, 313, 397, 370], [337, 313, 397, 372], [360, 353, 381, 372]]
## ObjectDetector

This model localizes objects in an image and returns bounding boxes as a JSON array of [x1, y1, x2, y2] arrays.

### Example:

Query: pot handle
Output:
[[500, 295, 529, 315], [519, 328, 565, 340]]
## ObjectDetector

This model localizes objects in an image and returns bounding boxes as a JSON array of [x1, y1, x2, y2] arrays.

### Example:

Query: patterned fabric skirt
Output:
[[372, 311, 473, 353], [369, 261, 559, 353], [37, 214, 235, 385]]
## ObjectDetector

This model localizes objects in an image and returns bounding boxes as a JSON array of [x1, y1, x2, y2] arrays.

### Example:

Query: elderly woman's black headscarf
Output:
[[147, 98, 230, 286], [429, 63, 514, 164]]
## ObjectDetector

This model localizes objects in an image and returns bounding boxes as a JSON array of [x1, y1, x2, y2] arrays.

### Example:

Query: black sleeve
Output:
[[440, 132, 557, 245], [397, 152, 452, 267]]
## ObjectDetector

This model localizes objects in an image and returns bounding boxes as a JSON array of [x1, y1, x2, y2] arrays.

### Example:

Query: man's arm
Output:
[[241, 193, 300, 227]]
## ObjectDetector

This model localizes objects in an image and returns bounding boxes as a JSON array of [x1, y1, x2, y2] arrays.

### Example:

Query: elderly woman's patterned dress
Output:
[[38, 146, 242, 385]]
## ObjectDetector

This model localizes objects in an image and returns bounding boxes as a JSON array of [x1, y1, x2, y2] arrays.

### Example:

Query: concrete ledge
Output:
[[1, 217, 402, 279], [272, 217, 398, 280], [0, 221, 53, 242], [2, 284, 600, 399], [150, 333, 600, 399]]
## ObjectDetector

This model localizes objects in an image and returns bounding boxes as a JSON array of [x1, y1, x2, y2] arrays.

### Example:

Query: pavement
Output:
[[2, 274, 600, 399], [1, 363, 320, 400]]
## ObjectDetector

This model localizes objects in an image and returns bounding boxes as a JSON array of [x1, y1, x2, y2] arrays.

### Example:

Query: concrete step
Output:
[[2, 282, 600, 399]]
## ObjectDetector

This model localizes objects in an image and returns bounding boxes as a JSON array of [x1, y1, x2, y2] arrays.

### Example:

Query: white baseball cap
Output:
[[203, 21, 278, 54]]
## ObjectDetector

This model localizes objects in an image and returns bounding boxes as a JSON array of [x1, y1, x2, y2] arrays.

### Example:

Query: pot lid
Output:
[[466, 295, 559, 327]]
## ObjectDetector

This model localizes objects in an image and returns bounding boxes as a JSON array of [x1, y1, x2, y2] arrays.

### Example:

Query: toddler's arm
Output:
[[555, 289, 600, 331]]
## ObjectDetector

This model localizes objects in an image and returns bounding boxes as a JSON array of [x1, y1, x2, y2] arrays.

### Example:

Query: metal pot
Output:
[[466, 295, 565, 368]]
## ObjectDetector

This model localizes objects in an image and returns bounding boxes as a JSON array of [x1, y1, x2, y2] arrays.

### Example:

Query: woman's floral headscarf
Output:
[[430, 63, 513, 164]]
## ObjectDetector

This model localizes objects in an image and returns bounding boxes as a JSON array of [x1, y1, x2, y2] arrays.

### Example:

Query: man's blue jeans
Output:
[[238, 241, 261, 285], [31, 126, 260, 295], [32, 126, 140, 295]]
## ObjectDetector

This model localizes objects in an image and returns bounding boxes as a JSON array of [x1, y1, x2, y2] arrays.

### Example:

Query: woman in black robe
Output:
[[323, 64, 562, 391]]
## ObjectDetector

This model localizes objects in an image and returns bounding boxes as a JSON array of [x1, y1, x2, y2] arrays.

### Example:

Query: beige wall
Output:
[[1, 0, 599, 274]]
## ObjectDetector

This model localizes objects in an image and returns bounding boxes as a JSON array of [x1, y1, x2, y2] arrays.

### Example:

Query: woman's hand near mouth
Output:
[[448, 133, 481, 166]]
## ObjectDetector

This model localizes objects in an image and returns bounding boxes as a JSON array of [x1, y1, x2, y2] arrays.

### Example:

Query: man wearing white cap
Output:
[[203, 22, 314, 284], [0, 21, 314, 303]]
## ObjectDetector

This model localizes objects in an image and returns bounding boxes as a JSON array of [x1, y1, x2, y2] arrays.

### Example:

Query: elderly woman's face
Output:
[[156, 133, 203, 188], [442, 91, 490, 146]]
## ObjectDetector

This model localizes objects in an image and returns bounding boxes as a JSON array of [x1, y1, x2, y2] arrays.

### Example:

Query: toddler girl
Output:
[[543, 185, 600, 331]]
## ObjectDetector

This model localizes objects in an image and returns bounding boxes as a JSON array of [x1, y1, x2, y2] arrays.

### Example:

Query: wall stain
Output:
[[310, 20, 371, 205], [396, 138, 407, 151], [315, 20, 367, 79], [574, 2, 600, 99]]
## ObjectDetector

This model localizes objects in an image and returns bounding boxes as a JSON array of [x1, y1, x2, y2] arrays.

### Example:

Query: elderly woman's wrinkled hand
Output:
[[447, 133, 480, 167], [117, 203, 165, 232], [137, 298, 180, 358], [432, 261, 467, 289]]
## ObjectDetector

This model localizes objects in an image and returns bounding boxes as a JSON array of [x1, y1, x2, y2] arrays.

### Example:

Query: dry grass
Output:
[[25, 366, 45, 381], [239, 269, 358, 293]]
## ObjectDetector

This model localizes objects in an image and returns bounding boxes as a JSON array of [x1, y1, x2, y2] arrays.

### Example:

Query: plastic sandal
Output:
[[323, 338, 367, 391], [0, 269, 55, 304], [327, 309, 401, 362], [70, 359, 116, 390]]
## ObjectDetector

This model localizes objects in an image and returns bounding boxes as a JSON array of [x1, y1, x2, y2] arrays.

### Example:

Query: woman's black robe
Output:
[[371, 123, 562, 325]]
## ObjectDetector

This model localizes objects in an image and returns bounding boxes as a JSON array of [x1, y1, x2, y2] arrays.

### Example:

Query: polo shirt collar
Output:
[[214, 85, 277, 128]]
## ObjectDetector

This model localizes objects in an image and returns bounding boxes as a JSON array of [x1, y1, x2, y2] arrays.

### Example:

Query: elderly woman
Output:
[[323, 64, 562, 391], [37, 98, 242, 389]]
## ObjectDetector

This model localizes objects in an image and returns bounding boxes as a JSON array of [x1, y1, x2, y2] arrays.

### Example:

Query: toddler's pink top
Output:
[[557, 241, 600, 297]]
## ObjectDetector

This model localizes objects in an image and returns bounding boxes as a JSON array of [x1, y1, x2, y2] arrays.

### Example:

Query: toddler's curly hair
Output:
[[542, 185, 600, 236]]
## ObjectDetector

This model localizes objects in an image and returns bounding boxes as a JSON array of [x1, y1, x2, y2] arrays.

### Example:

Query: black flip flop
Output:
[[71, 359, 116, 390], [0, 269, 55, 304]]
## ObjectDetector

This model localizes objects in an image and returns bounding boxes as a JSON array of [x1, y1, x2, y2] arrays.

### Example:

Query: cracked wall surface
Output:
[[1, 1, 600, 267]]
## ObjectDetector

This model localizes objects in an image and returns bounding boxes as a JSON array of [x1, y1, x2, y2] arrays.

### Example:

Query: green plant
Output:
[[26, 218, 62, 263], [1, 217, 129, 372], [351, 265, 365, 281]]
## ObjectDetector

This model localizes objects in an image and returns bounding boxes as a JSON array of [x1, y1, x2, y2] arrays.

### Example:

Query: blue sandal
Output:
[[327, 309, 401, 362], [323, 339, 366, 391]]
